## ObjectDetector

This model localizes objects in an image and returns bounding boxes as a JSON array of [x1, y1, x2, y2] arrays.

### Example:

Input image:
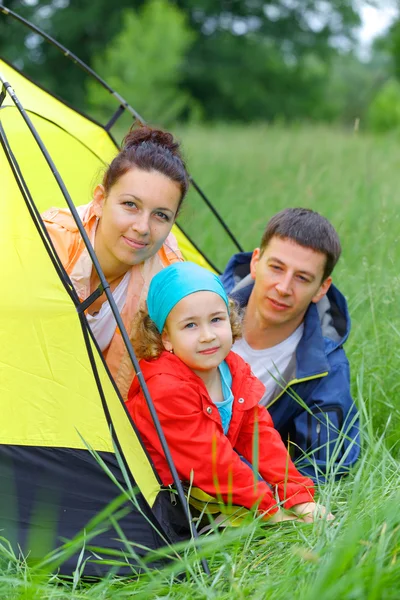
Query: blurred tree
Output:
[[378, 17, 400, 81], [87, 0, 197, 125], [367, 78, 400, 132], [0, 0, 362, 121], [322, 51, 391, 126], [177, 0, 361, 121]]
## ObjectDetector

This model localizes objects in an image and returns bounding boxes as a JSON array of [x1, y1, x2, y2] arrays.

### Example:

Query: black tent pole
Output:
[[0, 3, 243, 255], [0, 75, 211, 577]]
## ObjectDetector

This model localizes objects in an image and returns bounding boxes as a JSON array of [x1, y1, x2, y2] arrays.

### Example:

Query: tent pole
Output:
[[0, 4, 243, 256], [0, 74, 211, 577]]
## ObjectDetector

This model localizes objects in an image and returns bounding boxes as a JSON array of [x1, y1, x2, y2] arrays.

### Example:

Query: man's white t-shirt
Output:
[[233, 323, 304, 407]]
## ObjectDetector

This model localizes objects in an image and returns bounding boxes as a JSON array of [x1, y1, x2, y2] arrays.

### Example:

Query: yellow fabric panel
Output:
[[0, 60, 213, 508], [91, 340, 159, 506], [173, 227, 217, 273], [0, 58, 214, 271], [0, 59, 114, 163], [0, 107, 115, 212], [188, 488, 250, 526], [0, 119, 159, 508]]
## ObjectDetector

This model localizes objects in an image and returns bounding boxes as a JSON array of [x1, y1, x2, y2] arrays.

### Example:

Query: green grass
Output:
[[2, 124, 400, 598]]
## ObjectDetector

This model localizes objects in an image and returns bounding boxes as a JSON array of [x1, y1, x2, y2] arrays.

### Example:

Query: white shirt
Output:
[[233, 323, 304, 406], [86, 271, 130, 351]]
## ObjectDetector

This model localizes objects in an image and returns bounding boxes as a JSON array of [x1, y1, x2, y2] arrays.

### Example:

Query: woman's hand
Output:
[[291, 502, 335, 523]]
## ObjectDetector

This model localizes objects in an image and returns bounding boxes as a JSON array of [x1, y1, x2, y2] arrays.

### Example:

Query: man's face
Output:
[[250, 236, 332, 329]]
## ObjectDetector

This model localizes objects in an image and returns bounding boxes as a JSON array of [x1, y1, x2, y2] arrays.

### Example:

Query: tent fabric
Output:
[[0, 57, 216, 574], [0, 57, 214, 270], [0, 445, 166, 576]]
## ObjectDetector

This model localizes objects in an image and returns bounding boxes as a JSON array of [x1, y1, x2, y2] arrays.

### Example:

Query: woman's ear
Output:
[[92, 184, 106, 217], [161, 329, 173, 352]]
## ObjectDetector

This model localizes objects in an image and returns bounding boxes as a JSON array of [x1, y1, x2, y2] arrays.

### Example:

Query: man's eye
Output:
[[297, 275, 309, 283], [270, 265, 282, 271]]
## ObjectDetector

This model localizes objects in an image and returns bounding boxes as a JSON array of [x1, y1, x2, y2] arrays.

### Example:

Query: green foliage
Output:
[[1, 122, 400, 595], [181, 31, 333, 122], [86, 0, 197, 125], [322, 52, 390, 126], [367, 79, 400, 133], [0, 0, 369, 123]]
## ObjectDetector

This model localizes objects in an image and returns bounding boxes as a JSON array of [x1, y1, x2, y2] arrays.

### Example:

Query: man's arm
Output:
[[287, 356, 360, 481]]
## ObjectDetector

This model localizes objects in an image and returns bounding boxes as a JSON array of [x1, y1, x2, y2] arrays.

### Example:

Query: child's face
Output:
[[162, 291, 233, 375]]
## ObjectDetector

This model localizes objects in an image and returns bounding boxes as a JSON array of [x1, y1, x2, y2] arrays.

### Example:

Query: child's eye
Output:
[[211, 317, 222, 323], [184, 322, 196, 329]]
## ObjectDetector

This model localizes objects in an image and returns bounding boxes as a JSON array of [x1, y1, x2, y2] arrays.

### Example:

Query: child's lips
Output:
[[198, 347, 219, 355]]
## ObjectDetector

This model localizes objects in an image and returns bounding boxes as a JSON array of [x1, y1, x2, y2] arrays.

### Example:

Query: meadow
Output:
[[1, 124, 399, 599]]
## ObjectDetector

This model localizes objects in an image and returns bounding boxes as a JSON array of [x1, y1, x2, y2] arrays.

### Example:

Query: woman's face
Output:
[[93, 168, 181, 277]]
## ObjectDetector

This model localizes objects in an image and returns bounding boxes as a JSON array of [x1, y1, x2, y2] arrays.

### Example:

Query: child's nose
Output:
[[200, 325, 216, 341]]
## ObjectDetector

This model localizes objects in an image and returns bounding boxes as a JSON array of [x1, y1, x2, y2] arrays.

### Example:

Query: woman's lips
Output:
[[123, 236, 148, 250]]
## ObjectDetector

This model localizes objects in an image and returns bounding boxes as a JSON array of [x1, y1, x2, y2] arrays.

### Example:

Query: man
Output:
[[221, 208, 360, 481]]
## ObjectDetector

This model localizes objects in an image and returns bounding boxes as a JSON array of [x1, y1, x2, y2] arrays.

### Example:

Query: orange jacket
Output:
[[126, 350, 314, 516], [42, 202, 182, 399]]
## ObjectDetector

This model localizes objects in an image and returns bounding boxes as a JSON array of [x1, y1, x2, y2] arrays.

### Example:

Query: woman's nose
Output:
[[131, 213, 150, 236]]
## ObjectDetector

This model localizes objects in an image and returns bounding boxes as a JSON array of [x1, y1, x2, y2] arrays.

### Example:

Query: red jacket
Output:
[[126, 351, 314, 516]]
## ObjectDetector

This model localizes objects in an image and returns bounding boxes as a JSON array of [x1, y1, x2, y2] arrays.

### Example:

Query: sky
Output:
[[358, 3, 398, 45]]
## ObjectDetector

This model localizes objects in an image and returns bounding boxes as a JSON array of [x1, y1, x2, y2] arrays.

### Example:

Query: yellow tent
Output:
[[0, 57, 215, 576]]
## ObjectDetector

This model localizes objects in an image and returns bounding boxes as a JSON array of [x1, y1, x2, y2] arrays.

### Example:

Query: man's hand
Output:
[[291, 502, 335, 523]]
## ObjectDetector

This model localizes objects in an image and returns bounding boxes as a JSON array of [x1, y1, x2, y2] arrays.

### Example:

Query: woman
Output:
[[42, 126, 188, 399]]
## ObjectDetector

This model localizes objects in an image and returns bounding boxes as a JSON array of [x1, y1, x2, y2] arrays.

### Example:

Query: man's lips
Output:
[[267, 297, 291, 310], [198, 347, 219, 355], [123, 236, 148, 250]]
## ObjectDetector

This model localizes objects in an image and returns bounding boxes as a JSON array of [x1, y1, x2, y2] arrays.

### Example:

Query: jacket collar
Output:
[[230, 278, 350, 379], [130, 350, 264, 409]]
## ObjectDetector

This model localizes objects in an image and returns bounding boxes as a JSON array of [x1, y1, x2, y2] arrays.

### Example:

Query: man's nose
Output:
[[275, 273, 292, 295]]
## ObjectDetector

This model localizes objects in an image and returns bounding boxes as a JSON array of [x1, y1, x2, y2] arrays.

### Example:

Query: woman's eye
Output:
[[155, 211, 170, 222], [123, 201, 137, 209]]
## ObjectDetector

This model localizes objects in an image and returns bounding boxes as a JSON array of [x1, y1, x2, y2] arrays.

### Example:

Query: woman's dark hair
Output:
[[103, 125, 189, 213]]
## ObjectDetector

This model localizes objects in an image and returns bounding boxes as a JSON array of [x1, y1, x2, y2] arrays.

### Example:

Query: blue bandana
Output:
[[147, 262, 229, 333]]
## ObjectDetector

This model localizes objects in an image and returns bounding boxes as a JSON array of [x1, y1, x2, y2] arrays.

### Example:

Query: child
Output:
[[126, 262, 333, 523]]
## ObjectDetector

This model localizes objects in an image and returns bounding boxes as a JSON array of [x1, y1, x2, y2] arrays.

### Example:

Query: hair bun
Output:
[[123, 125, 180, 157]]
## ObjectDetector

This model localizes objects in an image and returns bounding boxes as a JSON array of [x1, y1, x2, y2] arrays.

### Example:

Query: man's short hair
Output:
[[260, 208, 341, 281]]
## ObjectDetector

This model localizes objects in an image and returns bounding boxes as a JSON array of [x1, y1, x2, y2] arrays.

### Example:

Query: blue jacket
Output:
[[222, 252, 360, 481]]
